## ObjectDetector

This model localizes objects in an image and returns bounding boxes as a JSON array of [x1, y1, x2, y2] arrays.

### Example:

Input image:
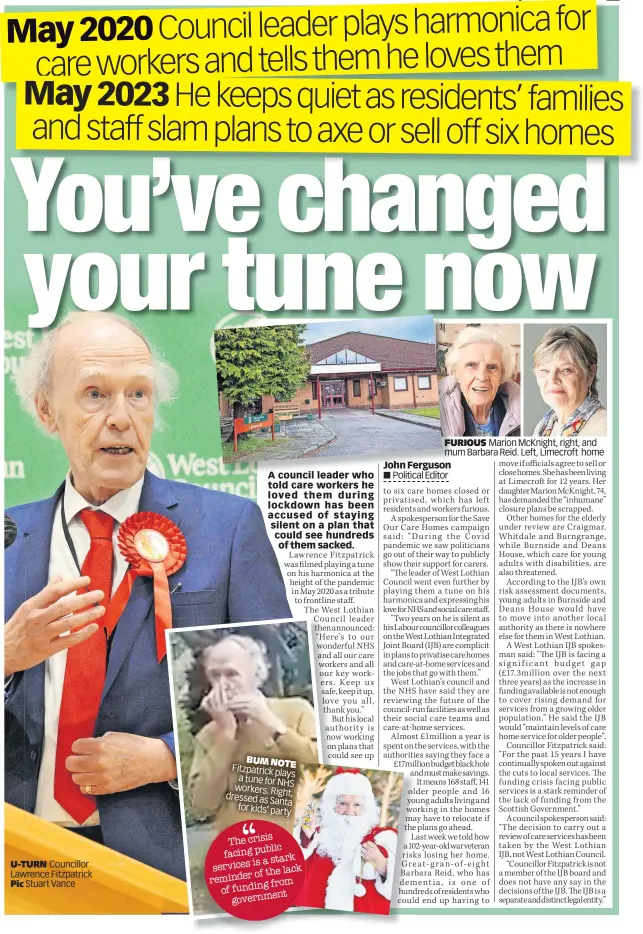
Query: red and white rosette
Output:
[[103, 512, 186, 662]]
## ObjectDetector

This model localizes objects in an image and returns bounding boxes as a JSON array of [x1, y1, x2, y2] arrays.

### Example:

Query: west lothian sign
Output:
[[233, 412, 275, 452]]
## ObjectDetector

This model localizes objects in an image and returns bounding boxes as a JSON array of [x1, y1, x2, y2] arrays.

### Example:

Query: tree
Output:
[[371, 770, 403, 826], [295, 764, 333, 826], [214, 325, 310, 416]]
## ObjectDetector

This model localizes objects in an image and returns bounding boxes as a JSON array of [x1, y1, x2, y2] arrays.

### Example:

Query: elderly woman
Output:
[[440, 326, 520, 437], [532, 327, 607, 437]]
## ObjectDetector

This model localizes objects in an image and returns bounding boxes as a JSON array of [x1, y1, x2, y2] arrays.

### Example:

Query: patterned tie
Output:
[[53, 509, 114, 823]]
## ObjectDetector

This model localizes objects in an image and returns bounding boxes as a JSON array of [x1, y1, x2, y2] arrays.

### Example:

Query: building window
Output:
[[317, 349, 376, 366], [353, 379, 361, 397], [418, 375, 431, 389], [311, 382, 318, 400], [393, 376, 408, 391]]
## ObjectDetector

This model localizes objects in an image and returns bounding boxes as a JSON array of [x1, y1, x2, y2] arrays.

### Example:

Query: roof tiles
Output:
[[306, 331, 436, 371]]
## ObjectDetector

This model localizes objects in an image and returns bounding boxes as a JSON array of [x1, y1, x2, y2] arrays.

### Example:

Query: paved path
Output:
[[309, 408, 441, 458], [226, 416, 335, 462], [375, 410, 441, 429]]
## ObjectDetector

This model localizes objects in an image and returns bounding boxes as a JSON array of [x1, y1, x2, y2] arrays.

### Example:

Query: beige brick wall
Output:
[[222, 373, 437, 415], [347, 376, 379, 408], [293, 384, 316, 409], [261, 384, 316, 414], [386, 374, 438, 409]]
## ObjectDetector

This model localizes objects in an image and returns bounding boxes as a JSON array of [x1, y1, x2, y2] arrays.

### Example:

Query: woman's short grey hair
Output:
[[532, 327, 599, 397], [13, 311, 179, 428], [445, 325, 516, 382], [208, 636, 271, 687]]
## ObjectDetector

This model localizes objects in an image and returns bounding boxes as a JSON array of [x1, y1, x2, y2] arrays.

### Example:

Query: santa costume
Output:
[[293, 768, 397, 914]]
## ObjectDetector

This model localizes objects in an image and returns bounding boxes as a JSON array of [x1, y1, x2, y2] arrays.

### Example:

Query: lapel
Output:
[[12, 484, 62, 606], [9, 484, 64, 742], [101, 471, 181, 702]]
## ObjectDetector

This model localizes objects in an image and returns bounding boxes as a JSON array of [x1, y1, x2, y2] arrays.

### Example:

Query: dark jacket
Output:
[[4, 471, 291, 879]]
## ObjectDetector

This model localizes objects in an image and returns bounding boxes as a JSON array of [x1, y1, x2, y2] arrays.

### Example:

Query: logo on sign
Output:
[[244, 415, 269, 425]]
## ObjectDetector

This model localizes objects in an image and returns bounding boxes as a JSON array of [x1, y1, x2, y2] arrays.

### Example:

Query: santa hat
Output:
[[322, 768, 373, 802]]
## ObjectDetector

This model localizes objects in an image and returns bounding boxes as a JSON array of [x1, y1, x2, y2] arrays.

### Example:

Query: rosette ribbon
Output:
[[102, 512, 187, 662]]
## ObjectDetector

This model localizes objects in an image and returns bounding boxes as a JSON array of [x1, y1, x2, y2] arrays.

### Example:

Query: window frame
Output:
[[393, 376, 408, 392], [418, 375, 431, 390]]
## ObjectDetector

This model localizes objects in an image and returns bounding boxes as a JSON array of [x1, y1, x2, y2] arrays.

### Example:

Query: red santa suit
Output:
[[293, 769, 397, 914]]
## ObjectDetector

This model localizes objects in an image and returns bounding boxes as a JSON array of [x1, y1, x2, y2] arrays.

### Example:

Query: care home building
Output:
[[260, 331, 437, 416]]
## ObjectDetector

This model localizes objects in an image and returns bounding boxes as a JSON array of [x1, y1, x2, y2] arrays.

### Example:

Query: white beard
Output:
[[315, 814, 376, 911], [316, 812, 374, 866]]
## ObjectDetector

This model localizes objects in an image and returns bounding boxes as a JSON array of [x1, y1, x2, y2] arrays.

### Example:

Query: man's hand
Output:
[[226, 692, 286, 737], [66, 732, 177, 795], [4, 575, 106, 678], [361, 840, 388, 878], [300, 805, 320, 847], [201, 684, 237, 739]]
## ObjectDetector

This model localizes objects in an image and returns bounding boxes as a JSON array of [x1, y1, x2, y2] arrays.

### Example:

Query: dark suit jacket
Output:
[[4, 471, 291, 879]]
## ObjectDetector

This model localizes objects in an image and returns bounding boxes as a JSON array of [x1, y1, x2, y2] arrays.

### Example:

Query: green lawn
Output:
[[401, 407, 440, 418], [222, 432, 289, 460]]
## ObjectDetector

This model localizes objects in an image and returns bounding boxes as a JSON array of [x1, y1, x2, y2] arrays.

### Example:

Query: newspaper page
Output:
[[258, 391, 612, 911], [1, 0, 638, 930]]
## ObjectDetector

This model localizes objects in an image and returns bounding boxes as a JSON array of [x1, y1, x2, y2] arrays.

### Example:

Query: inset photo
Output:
[[213, 317, 440, 462], [437, 322, 521, 437], [293, 765, 403, 915], [166, 620, 320, 918], [524, 323, 608, 436]]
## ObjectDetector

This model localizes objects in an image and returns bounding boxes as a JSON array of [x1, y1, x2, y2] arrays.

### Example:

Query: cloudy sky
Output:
[[303, 315, 435, 345]]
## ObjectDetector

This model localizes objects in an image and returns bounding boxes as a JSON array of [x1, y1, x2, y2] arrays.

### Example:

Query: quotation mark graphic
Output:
[[242, 822, 256, 835]]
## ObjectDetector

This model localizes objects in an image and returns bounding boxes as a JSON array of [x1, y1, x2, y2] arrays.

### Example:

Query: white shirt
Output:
[[35, 474, 144, 826]]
